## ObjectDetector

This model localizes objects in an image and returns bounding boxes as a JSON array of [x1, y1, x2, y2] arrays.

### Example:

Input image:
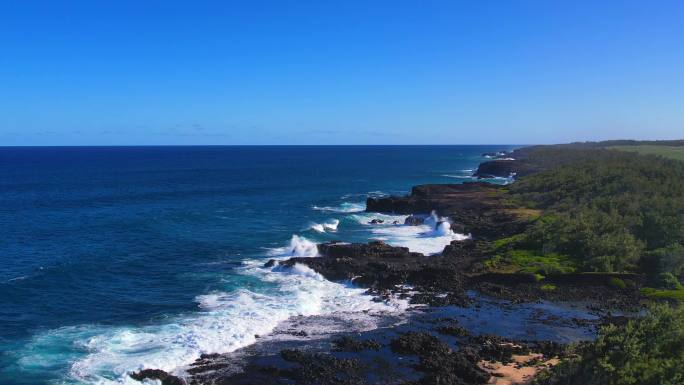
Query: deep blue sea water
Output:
[[0, 145, 517, 384]]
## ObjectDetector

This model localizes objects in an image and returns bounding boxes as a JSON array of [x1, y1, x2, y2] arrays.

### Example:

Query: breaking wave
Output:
[[353, 211, 470, 255], [16, 235, 406, 384], [312, 202, 365, 213], [308, 219, 340, 233]]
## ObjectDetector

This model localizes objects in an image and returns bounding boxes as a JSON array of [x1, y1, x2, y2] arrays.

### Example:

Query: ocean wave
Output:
[[14, 235, 406, 385], [307, 219, 340, 233], [267, 235, 319, 258], [340, 191, 393, 200], [13, 198, 469, 383], [479, 174, 516, 185], [441, 174, 474, 179], [354, 211, 470, 255], [312, 202, 365, 213]]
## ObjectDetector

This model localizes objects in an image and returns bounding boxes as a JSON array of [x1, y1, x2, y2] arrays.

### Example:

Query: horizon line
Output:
[[0, 143, 533, 148]]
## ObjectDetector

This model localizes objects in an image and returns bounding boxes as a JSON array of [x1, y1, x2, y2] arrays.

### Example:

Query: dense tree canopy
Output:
[[503, 147, 684, 277], [534, 305, 684, 385]]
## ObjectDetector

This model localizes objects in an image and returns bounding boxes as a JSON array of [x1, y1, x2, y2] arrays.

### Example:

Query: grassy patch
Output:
[[484, 249, 577, 275], [607, 277, 626, 289], [501, 208, 544, 220], [641, 287, 684, 301], [540, 283, 557, 291], [609, 145, 684, 162], [492, 234, 527, 249]]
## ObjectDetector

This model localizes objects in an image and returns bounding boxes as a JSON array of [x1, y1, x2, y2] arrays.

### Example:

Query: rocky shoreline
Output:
[[131, 149, 647, 385], [132, 294, 607, 385]]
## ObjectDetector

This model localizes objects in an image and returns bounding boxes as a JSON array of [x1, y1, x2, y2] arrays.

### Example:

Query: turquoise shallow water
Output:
[[0, 145, 516, 384]]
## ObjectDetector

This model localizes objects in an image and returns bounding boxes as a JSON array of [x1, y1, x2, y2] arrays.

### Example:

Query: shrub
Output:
[[658, 273, 683, 290], [534, 304, 684, 385], [540, 283, 556, 291], [607, 277, 626, 289]]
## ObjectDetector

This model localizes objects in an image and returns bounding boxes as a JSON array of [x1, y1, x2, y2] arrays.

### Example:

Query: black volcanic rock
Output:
[[264, 259, 277, 267], [332, 336, 382, 352], [390, 332, 449, 356], [280, 241, 426, 285], [130, 369, 185, 385], [275, 239, 485, 307], [391, 332, 491, 385], [366, 183, 535, 239], [317, 240, 418, 260], [404, 214, 425, 225], [473, 159, 518, 178]]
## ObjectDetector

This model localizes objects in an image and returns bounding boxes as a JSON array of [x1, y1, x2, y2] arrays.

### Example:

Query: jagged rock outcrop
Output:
[[473, 159, 518, 178], [366, 183, 538, 239]]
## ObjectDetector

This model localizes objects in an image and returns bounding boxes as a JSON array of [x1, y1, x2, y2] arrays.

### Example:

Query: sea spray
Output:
[[353, 211, 470, 255], [50, 236, 405, 384], [323, 219, 340, 231], [307, 219, 340, 233], [312, 202, 365, 213], [288, 235, 318, 258]]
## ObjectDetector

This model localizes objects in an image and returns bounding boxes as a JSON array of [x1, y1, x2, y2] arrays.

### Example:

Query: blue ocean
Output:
[[0, 145, 516, 384]]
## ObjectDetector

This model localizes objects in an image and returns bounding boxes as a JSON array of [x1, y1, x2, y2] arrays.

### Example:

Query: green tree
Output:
[[535, 305, 684, 385]]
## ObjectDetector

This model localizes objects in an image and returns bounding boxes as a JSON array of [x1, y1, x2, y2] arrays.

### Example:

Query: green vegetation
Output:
[[484, 249, 577, 275], [534, 305, 684, 385], [495, 146, 684, 285], [610, 145, 684, 162], [540, 283, 556, 291], [607, 277, 626, 289], [641, 287, 684, 301], [494, 142, 684, 385], [486, 233, 578, 275]]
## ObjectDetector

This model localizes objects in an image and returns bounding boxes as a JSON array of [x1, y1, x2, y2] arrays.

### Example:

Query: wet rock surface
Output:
[[180, 307, 583, 385], [277, 240, 475, 306], [130, 369, 185, 385], [332, 336, 382, 352]]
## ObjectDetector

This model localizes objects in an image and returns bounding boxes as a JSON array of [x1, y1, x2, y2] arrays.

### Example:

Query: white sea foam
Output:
[[323, 219, 339, 231], [16, 235, 407, 385], [350, 212, 408, 225], [16, 188, 473, 384], [312, 202, 365, 213], [441, 168, 475, 179], [307, 219, 340, 233], [309, 223, 326, 233], [268, 235, 319, 258], [353, 211, 470, 255], [479, 173, 516, 185]]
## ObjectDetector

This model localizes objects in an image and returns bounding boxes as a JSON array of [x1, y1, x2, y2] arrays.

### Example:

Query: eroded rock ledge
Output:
[[366, 183, 538, 239], [272, 240, 482, 306]]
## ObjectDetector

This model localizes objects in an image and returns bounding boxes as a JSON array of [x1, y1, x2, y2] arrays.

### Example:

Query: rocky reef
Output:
[[272, 240, 478, 306]]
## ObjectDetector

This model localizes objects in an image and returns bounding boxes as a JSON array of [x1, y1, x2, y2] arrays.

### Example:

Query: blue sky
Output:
[[1, 1, 683, 145]]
